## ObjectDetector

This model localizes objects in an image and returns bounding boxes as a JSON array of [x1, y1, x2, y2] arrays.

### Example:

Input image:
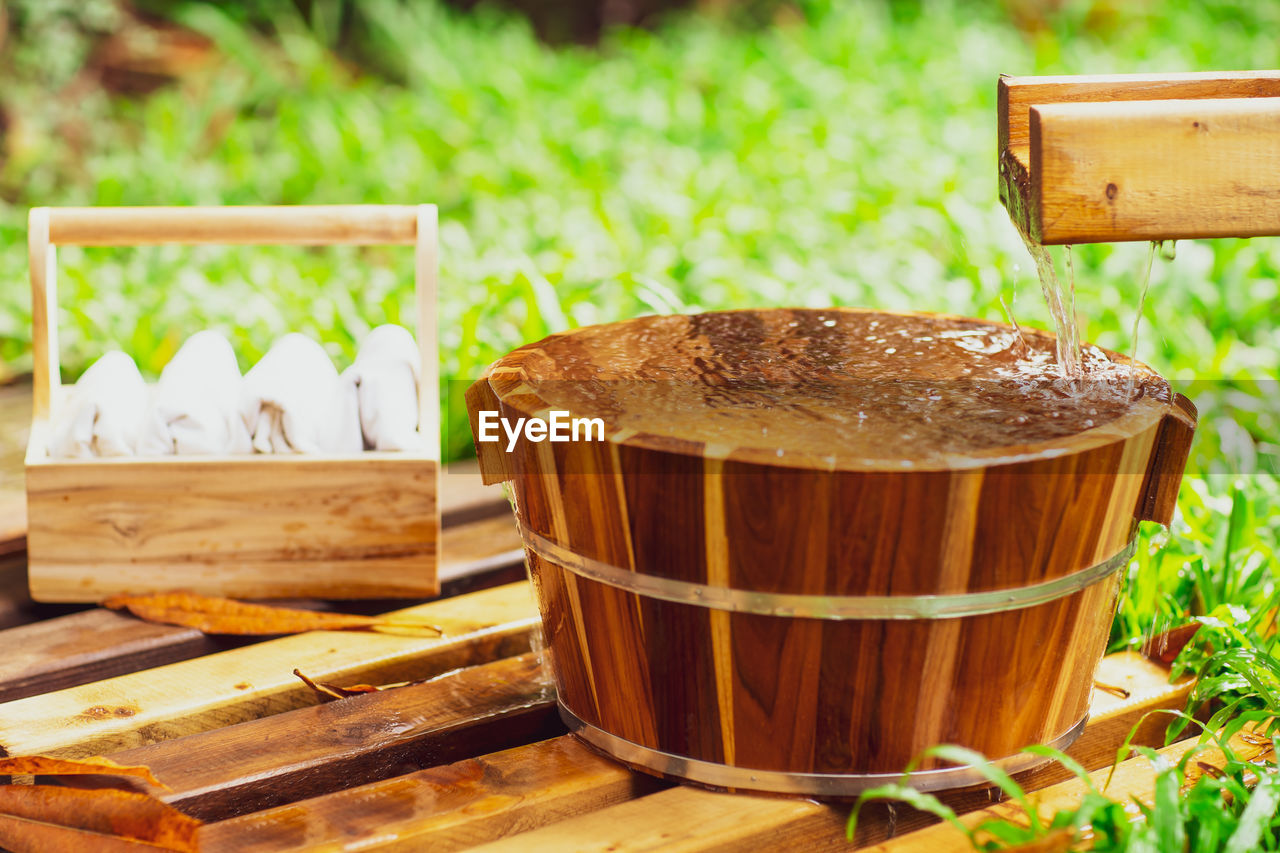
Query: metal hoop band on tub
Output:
[[521, 529, 1135, 621], [559, 703, 1088, 796]]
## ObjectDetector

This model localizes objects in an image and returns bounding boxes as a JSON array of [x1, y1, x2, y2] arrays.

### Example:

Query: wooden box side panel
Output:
[[25, 453, 439, 601]]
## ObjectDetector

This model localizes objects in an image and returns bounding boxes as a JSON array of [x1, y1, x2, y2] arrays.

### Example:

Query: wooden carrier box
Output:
[[467, 307, 1197, 796], [24, 205, 441, 602]]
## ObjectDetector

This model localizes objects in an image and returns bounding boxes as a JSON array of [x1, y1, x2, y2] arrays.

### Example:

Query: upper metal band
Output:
[[522, 529, 1135, 621]]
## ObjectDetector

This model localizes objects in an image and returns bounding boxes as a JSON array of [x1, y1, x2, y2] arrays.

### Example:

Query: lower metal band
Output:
[[523, 528, 1134, 621], [560, 703, 1088, 797]]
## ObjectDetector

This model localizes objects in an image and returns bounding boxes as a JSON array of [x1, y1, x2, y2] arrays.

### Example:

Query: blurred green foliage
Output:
[[0, 2, 1277, 589]]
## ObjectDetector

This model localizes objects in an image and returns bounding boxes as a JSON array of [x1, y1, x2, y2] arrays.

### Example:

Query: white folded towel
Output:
[[47, 351, 149, 459], [240, 334, 362, 454], [342, 324, 422, 452], [137, 331, 251, 456]]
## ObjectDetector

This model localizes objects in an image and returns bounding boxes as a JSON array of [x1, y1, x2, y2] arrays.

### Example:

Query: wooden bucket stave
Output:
[[468, 308, 1196, 795]]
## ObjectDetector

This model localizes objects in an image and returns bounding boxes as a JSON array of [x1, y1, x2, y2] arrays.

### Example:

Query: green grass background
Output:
[[2, 0, 1278, 645]]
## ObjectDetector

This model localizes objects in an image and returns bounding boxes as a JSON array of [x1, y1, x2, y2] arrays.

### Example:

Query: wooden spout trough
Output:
[[999, 70, 1280, 244], [466, 307, 1197, 796]]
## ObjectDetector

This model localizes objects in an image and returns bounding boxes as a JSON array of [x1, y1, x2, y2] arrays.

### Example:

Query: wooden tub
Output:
[[466, 308, 1195, 795]]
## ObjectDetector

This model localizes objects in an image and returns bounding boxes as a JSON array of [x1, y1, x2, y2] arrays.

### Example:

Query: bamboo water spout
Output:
[[999, 71, 1280, 244]]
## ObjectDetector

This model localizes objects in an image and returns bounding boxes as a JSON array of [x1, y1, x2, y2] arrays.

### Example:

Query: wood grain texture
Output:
[[0, 484, 519, 702], [1032, 97, 1280, 244], [88, 653, 556, 820], [26, 204, 442, 601], [199, 736, 663, 853], [997, 72, 1280, 243], [469, 785, 834, 853], [999, 71, 1280, 154], [468, 309, 1195, 783], [44, 205, 420, 246], [0, 610, 242, 704], [25, 450, 439, 601], [27, 208, 58, 420], [0, 581, 538, 759]]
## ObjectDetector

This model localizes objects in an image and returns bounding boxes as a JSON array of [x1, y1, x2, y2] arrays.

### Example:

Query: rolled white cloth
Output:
[[342, 324, 421, 451], [47, 350, 149, 459], [239, 334, 362, 454], [137, 331, 251, 456]]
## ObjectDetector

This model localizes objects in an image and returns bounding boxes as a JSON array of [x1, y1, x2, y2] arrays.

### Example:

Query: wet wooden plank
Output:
[[472, 785, 844, 853], [0, 555, 33, 631], [200, 736, 663, 853], [0, 582, 538, 759], [196, 653, 1186, 852], [0, 555, 86, 632], [459, 653, 1192, 852], [72, 652, 555, 820], [0, 609, 243, 704]]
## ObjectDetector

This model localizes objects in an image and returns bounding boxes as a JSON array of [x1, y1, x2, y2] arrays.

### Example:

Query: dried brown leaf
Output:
[[1092, 680, 1131, 699], [102, 591, 443, 636], [0, 814, 173, 853], [1140, 621, 1202, 666], [292, 668, 411, 700], [0, 756, 167, 790], [0, 787, 200, 852]]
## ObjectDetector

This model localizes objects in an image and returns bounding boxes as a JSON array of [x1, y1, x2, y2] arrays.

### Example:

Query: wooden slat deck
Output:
[[0, 383, 1208, 851]]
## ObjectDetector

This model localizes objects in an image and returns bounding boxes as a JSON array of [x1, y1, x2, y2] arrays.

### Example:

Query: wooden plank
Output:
[[0, 555, 86, 632], [0, 555, 33, 631], [81, 653, 556, 820], [197, 652, 1187, 852], [27, 208, 58, 421], [870, 725, 1273, 852], [471, 784, 840, 853], [0, 581, 538, 759], [1030, 97, 1280, 244], [0, 609, 243, 704], [199, 736, 664, 853], [44, 205, 421, 246], [998, 71, 1280, 155]]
